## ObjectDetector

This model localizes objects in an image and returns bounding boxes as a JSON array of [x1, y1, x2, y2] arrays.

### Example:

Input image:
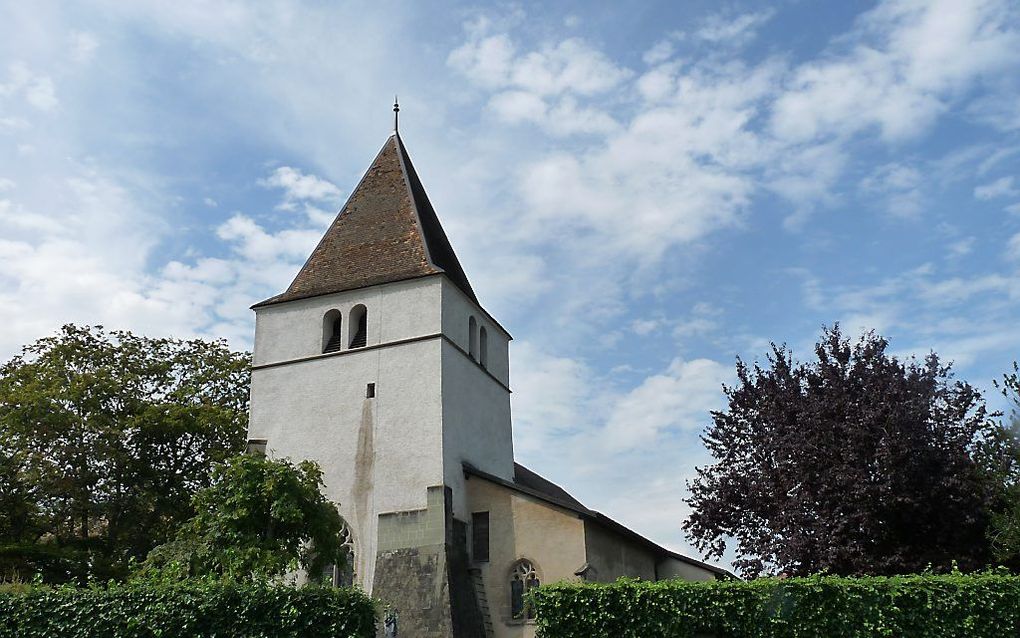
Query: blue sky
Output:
[[2, 0, 1020, 567]]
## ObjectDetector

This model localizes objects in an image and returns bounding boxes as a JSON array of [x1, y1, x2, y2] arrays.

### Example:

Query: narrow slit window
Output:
[[478, 326, 488, 368], [366, 383, 376, 398], [468, 316, 478, 360], [472, 512, 489, 562]]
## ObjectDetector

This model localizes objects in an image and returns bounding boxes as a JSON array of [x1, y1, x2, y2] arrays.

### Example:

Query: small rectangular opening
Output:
[[472, 511, 490, 562], [366, 383, 376, 398], [246, 439, 268, 455]]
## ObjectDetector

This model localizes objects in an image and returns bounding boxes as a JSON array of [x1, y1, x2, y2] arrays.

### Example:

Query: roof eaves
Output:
[[463, 463, 595, 518], [393, 132, 440, 275], [251, 272, 444, 310], [393, 133, 478, 303], [463, 462, 734, 580]]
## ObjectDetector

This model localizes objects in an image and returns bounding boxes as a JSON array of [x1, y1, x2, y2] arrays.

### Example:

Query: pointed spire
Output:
[[253, 133, 476, 308]]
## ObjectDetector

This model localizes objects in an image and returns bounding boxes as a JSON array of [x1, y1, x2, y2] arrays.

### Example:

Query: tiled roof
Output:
[[463, 461, 734, 579], [512, 463, 590, 513], [254, 133, 476, 308]]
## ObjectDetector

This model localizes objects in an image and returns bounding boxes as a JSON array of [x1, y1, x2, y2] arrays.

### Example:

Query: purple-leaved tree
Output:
[[684, 325, 1012, 578]]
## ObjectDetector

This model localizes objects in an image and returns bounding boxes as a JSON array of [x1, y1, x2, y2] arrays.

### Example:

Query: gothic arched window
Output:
[[349, 305, 367, 349], [321, 519, 356, 588], [322, 310, 342, 353], [479, 326, 489, 369], [509, 559, 539, 620], [468, 316, 478, 360]]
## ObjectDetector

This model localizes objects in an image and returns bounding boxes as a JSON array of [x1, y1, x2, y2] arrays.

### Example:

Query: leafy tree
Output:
[[989, 362, 1020, 565], [0, 325, 249, 581], [142, 454, 347, 583], [684, 325, 1008, 578]]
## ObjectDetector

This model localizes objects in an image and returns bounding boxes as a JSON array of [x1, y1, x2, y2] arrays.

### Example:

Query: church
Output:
[[245, 120, 729, 637]]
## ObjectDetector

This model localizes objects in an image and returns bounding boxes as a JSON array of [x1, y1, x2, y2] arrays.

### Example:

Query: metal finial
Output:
[[393, 96, 399, 132]]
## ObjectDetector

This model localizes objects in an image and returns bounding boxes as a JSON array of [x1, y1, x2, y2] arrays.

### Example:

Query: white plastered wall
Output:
[[439, 277, 515, 520], [248, 274, 518, 591], [248, 277, 446, 593]]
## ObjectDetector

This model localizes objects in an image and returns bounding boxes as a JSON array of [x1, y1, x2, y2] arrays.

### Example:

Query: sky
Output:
[[2, 0, 1020, 569]]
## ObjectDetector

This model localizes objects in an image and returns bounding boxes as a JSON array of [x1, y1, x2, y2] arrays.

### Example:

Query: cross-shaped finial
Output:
[[393, 96, 399, 132]]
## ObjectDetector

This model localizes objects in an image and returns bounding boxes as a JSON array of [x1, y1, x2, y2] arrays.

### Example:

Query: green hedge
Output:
[[531, 573, 1020, 638], [0, 581, 376, 638]]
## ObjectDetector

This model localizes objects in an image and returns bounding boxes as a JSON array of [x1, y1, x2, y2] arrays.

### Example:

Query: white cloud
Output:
[[771, 0, 1020, 143], [974, 175, 1018, 200], [968, 91, 1020, 131], [694, 9, 775, 45], [631, 318, 661, 336], [488, 90, 546, 123], [1007, 233, 1020, 261], [603, 357, 730, 449], [449, 26, 630, 138], [1, 63, 58, 111], [799, 262, 1020, 369], [450, 34, 631, 97], [70, 32, 99, 64], [0, 157, 335, 359], [508, 342, 731, 560], [949, 236, 976, 257], [643, 39, 675, 65], [510, 342, 597, 457], [860, 162, 924, 218], [445, 0, 1020, 279], [447, 33, 516, 90], [672, 303, 722, 340], [259, 166, 343, 210]]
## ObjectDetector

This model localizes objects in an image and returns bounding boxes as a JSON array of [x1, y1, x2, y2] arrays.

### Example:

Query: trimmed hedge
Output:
[[0, 581, 376, 638], [531, 573, 1020, 637]]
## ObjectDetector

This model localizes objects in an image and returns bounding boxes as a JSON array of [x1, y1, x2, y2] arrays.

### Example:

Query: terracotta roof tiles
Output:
[[254, 133, 475, 307]]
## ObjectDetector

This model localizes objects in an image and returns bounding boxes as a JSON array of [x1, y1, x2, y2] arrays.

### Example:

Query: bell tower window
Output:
[[479, 326, 488, 368], [322, 310, 343, 353], [349, 304, 367, 349]]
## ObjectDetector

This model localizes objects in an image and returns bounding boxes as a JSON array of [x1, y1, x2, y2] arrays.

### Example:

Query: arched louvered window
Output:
[[322, 310, 342, 353], [349, 305, 367, 349], [509, 559, 540, 620], [479, 326, 488, 368], [468, 316, 478, 360]]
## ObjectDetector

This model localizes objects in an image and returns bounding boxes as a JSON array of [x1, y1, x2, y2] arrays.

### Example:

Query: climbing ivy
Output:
[[531, 572, 1020, 638], [0, 580, 376, 638]]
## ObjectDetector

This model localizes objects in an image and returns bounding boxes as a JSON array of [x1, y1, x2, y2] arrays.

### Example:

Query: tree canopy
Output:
[[142, 454, 348, 583], [0, 324, 250, 581], [684, 325, 1011, 578], [989, 362, 1020, 565]]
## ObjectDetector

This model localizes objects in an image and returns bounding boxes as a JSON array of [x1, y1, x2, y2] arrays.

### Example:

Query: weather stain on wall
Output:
[[353, 397, 376, 589]]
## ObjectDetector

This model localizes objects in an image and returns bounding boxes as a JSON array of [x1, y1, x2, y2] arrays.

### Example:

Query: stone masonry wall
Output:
[[373, 486, 486, 638]]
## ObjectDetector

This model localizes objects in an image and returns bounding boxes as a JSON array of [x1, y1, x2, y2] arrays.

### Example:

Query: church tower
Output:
[[247, 129, 512, 636]]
